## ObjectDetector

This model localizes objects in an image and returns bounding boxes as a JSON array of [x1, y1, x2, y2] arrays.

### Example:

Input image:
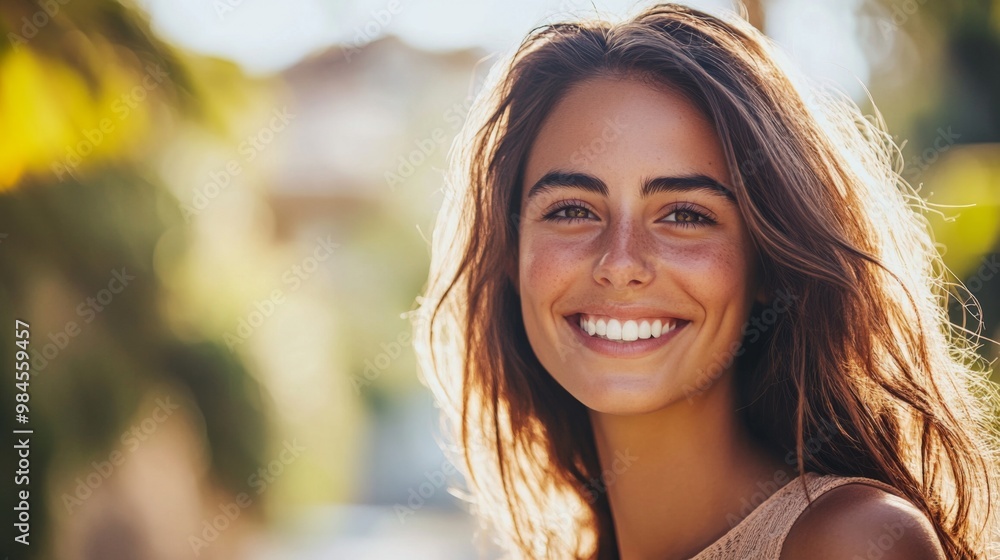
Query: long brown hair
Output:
[[410, 3, 1000, 558]]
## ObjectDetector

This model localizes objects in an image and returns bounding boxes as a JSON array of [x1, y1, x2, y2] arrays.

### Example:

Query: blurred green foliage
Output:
[[0, 2, 272, 558]]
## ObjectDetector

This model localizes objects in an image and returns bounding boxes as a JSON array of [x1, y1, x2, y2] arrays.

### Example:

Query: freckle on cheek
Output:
[[525, 257, 558, 284], [663, 243, 749, 291], [706, 247, 750, 293]]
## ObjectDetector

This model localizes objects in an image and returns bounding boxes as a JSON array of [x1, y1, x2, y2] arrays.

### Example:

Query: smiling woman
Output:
[[410, 3, 1000, 559], [517, 78, 757, 411]]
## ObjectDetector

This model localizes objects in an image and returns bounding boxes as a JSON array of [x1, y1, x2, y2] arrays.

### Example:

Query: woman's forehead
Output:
[[522, 76, 732, 198]]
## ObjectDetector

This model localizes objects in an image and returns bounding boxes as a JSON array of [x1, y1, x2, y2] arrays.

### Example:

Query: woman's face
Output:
[[516, 76, 763, 415]]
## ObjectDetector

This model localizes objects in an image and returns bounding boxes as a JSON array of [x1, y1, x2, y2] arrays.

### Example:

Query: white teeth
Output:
[[577, 314, 681, 342], [606, 319, 622, 340], [638, 321, 651, 339], [621, 320, 638, 341]]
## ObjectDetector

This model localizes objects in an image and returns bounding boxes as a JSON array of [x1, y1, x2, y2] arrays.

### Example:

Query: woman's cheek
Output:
[[659, 239, 751, 297], [520, 232, 592, 291]]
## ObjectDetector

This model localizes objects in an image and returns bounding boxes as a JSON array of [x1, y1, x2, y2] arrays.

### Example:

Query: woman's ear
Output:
[[755, 283, 767, 305], [507, 211, 521, 295]]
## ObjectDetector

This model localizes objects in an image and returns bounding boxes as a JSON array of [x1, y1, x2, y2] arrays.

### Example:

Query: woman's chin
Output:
[[568, 376, 685, 416]]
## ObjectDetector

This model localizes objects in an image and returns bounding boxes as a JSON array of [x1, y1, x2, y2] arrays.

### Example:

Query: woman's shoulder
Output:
[[779, 476, 945, 560]]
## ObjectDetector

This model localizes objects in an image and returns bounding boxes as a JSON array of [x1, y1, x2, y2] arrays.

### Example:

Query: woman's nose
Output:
[[593, 219, 654, 290]]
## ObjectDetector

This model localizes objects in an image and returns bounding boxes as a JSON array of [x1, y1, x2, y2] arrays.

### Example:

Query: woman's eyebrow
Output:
[[525, 170, 735, 202]]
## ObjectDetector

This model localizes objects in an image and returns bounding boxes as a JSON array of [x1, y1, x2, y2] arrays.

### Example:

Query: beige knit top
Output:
[[689, 471, 906, 559]]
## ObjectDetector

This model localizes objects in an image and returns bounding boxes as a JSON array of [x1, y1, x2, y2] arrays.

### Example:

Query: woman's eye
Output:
[[661, 206, 716, 227], [544, 205, 596, 222], [542, 203, 715, 226]]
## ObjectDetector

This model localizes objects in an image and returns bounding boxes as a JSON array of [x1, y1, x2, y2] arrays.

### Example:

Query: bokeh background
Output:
[[1, 0, 998, 558]]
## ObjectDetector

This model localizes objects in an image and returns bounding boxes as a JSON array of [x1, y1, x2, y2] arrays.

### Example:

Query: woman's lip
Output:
[[562, 314, 687, 359], [573, 312, 684, 323]]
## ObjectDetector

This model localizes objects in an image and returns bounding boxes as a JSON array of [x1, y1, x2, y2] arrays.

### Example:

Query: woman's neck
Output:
[[587, 375, 793, 560]]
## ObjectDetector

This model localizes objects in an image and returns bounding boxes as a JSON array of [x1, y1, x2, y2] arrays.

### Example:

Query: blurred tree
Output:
[[0, 1, 272, 558], [858, 0, 1000, 359]]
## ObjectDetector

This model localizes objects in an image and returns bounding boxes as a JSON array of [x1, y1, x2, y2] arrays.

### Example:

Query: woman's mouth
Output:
[[574, 313, 683, 342], [562, 312, 688, 358]]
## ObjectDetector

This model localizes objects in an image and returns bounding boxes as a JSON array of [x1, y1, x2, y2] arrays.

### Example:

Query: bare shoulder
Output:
[[779, 481, 946, 560]]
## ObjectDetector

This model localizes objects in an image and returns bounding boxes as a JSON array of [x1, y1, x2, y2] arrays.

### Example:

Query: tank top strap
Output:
[[690, 471, 906, 559]]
